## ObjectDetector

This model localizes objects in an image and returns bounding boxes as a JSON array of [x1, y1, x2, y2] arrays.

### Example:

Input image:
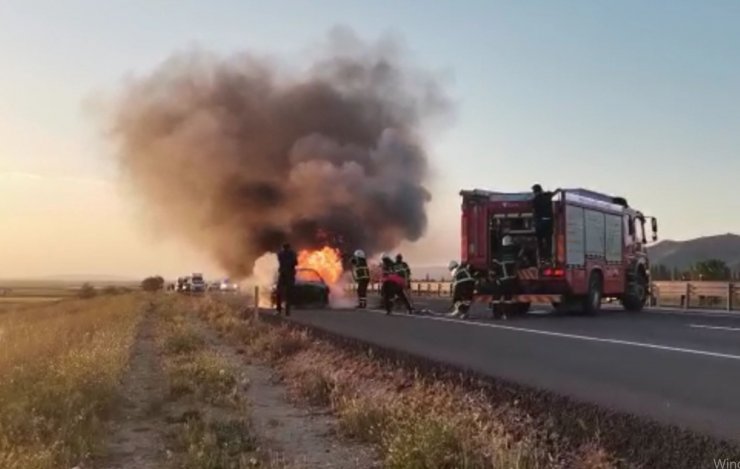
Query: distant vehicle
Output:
[[220, 279, 239, 292], [270, 268, 329, 309], [190, 273, 206, 294], [207, 281, 221, 292], [176, 276, 191, 292], [460, 188, 658, 316]]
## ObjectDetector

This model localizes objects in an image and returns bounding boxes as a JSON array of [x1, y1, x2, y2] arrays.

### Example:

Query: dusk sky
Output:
[[2, 1, 739, 279]]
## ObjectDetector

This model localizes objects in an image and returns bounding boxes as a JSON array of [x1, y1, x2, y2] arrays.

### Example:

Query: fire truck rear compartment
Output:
[[488, 212, 540, 270]]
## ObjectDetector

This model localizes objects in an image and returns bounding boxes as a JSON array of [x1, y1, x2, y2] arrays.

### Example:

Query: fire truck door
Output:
[[604, 213, 624, 294]]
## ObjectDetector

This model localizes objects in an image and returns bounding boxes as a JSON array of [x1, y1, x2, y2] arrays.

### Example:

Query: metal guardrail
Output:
[[344, 280, 740, 311], [345, 281, 454, 296]]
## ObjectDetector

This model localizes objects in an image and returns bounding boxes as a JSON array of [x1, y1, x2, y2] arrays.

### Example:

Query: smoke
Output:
[[107, 28, 451, 279]]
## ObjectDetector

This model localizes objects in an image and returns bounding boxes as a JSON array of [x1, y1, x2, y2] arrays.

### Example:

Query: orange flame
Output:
[[297, 246, 343, 285]]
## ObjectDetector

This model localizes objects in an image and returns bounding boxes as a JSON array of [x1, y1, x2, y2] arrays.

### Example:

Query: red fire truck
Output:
[[460, 188, 658, 316]]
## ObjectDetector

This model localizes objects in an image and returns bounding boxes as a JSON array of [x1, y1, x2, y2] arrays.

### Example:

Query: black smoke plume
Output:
[[108, 29, 450, 278]]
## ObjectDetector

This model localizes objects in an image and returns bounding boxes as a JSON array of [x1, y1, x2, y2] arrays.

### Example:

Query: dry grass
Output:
[[0, 295, 144, 469], [178, 413, 259, 469], [154, 297, 264, 468], [157, 315, 239, 407], [0, 297, 64, 304], [288, 352, 557, 469], [163, 328, 206, 356], [195, 297, 617, 469], [167, 351, 240, 406], [291, 369, 335, 407], [337, 397, 391, 445]]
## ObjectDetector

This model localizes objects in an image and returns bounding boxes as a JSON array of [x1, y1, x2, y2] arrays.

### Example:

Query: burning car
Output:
[[270, 268, 330, 309]]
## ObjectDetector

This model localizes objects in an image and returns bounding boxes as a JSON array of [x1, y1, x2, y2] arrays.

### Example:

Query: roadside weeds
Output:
[[154, 297, 262, 468], [190, 295, 377, 468], [194, 296, 617, 469], [0, 295, 144, 469]]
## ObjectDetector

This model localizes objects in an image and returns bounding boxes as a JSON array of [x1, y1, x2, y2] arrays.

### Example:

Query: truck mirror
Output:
[[651, 218, 658, 241]]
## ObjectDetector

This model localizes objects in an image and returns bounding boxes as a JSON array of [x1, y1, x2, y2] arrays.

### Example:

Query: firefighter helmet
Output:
[[396, 253, 403, 262], [448, 260, 459, 271], [354, 249, 366, 259], [502, 235, 513, 246]]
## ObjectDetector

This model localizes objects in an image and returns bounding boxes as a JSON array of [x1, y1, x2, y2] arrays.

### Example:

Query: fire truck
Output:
[[460, 188, 658, 316]]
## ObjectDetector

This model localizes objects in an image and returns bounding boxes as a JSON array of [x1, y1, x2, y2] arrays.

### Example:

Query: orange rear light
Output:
[[543, 268, 565, 278]]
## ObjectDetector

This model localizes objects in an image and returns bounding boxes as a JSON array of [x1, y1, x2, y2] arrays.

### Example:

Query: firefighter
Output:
[[498, 235, 524, 279], [447, 260, 476, 318], [381, 254, 395, 275], [394, 253, 411, 288], [380, 254, 413, 315], [275, 243, 297, 316], [532, 184, 555, 263], [350, 249, 370, 309]]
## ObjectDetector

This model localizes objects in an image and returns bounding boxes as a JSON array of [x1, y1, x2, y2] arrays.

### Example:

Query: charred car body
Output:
[[271, 268, 330, 309]]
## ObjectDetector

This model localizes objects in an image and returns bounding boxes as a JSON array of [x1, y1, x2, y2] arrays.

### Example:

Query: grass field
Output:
[[0, 294, 145, 469]]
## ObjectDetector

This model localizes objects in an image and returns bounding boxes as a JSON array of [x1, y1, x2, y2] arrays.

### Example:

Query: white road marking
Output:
[[405, 297, 740, 319], [383, 312, 740, 361], [648, 309, 740, 319], [689, 324, 740, 332]]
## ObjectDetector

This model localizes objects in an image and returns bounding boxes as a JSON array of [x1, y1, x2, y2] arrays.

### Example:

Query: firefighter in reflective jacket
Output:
[[350, 249, 370, 309], [393, 253, 411, 289], [448, 260, 476, 318], [381, 254, 413, 315]]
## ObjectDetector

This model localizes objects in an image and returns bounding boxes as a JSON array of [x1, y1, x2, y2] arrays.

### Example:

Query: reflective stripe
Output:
[[517, 267, 539, 280], [353, 266, 370, 280], [474, 294, 562, 304], [453, 267, 475, 288]]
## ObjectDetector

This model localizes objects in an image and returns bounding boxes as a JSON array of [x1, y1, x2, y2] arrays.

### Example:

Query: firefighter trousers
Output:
[[535, 218, 553, 261], [276, 274, 295, 316], [356, 279, 369, 308], [381, 281, 412, 314], [452, 282, 475, 305]]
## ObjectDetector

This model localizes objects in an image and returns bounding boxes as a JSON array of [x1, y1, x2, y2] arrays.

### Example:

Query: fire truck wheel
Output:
[[621, 271, 648, 312], [583, 272, 603, 315]]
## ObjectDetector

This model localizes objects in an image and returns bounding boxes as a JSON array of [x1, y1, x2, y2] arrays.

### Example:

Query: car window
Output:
[[296, 269, 322, 283]]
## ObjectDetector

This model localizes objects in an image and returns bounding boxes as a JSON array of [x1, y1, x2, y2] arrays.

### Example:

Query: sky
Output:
[[1, 0, 739, 279]]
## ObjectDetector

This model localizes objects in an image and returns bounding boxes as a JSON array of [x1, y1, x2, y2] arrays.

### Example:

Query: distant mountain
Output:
[[648, 234, 740, 271]]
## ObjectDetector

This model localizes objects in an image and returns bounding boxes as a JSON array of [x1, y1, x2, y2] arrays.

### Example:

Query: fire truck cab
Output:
[[460, 188, 658, 315]]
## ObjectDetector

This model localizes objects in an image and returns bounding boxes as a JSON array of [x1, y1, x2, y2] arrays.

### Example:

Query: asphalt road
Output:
[[285, 296, 740, 443]]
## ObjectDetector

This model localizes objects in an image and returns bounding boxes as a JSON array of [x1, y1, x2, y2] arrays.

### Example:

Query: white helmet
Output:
[[354, 249, 366, 259], [502, 235, 513, 246], [381, 253, 391, 261], [448, 260, 459, 271]]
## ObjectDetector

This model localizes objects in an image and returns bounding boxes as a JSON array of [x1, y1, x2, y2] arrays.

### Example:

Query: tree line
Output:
[[650, 259, 740, 281]]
